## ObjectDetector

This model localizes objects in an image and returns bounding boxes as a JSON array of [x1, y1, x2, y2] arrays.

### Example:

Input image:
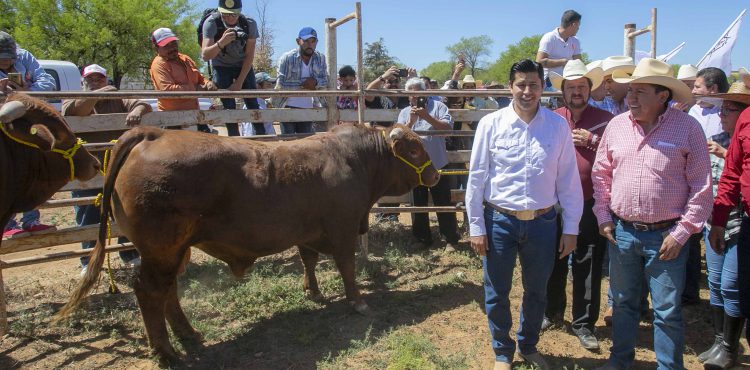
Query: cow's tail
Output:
[[56, 130, 148, 320]]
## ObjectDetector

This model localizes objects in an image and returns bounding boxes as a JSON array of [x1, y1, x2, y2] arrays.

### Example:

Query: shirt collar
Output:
[[627, 106, 674, 127], [509, 103, 543, 125]]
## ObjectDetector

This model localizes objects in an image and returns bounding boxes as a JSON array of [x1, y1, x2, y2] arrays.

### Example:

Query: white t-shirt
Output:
[[688, 104, 722, 138], [239, 98, 276, 136], [285, 61, 314, 108], [538, 28, 582, 80]]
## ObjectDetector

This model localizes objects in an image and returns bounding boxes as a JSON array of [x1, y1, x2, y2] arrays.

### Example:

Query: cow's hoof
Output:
[[351, 301, 371, 316], [153, 347, 181, 367], [305, 289, 324, 302]]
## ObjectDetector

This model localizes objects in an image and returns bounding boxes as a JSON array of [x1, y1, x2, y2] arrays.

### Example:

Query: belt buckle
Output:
[[516, 210, 535, 221], [632, 222, 649, 231]]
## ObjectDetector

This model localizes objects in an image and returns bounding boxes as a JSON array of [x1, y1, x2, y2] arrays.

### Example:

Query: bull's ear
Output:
[[29, 124, 55, 151], [389, 127, 404, 141]]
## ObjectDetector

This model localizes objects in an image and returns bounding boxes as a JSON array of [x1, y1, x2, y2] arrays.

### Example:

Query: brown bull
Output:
[[0, 92, 100, 240], [58, 123, 439, 363]]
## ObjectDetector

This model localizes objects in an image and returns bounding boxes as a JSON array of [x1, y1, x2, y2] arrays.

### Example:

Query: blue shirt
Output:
[[273, 48, 328, 108], [0, 48, 56, 91], [396, 99, 452, 170]]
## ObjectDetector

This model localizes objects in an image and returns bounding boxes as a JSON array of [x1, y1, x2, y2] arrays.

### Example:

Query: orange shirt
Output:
[[149, 53, 205, 111]]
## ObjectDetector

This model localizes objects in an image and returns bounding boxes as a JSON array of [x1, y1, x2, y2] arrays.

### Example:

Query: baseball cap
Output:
[[255, 72, 276, 84], [0, 31, 17, 59], [218, 0, 242, 14], [298, 27, 317, 41], [82, 64, 107, 78], [152, 27, 179, 47]]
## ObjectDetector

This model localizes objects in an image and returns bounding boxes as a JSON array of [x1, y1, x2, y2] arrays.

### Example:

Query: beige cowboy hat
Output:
[[676, 64, 698, 81], [549, 59, 603, 91], [612, 58, 693, 103], [715, 82, 750, 106], [601, 56, 635, 76], [586, 60, 602, 71], [460, 74, 476, 88]]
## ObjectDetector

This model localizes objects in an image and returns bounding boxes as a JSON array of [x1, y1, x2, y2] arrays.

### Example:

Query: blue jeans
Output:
[[72, 189, 138, 266], [705, 228, 740, 317], [212, 65, 262, 136], [5, 210, 41, 230], [682, 231, 703, 302], [483, 206, 558, 363], [608, 219, 688, 370]]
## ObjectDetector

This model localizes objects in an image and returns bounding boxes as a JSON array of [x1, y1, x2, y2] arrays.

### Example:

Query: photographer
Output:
[[200, 0, 262, 136], [397, 77, 460, 252], [364, 65, 415, 126]]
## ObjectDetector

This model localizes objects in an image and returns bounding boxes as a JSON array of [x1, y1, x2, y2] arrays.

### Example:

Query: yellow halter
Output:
[[382, 130, 432, 186], [0, 122, 86, 181]]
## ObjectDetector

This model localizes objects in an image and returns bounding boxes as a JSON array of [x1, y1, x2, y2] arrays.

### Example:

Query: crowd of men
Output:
[[3, 3, 750, 370]]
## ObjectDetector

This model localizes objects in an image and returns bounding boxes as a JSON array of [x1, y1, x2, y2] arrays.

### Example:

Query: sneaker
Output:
[[80, 265, 88, 277], [2, 226, 27, 239], [125, 257, 141, 268], [541, 315, 563, 331], [23, 221, 57, 234], [518, 351, 550, 370]]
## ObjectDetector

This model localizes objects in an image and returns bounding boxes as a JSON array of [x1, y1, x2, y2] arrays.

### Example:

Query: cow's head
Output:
[[0, 93, 101, 181], [385, 124, 440, 189]]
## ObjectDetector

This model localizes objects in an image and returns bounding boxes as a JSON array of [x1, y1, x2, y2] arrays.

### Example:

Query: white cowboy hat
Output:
[[612, 58, 693, 104], [586, 60, 602, 71], [676, 64, 698, 81], [460, 74, 476, 88], [601, 56, 635, 76], [548, 59, 603, 91], [715, 82, 750, 106]]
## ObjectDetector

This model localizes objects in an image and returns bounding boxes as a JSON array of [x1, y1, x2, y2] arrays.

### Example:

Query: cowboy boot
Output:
[[699, 306, 725, 363], [704, 314, 746, 369]]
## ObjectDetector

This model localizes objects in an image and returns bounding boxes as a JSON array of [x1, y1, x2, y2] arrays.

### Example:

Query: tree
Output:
[[483, 35, 542, 85], [253, 0, 275, 75], [446, 35, 493, 77], [5, 0, 199, 88], [419, 61, 455, 83], [363, 38, 398, 83]]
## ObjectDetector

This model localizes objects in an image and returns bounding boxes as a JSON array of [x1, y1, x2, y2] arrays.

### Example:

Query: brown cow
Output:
[[59, 123, 439, 363], [0, 92, 101, 239]]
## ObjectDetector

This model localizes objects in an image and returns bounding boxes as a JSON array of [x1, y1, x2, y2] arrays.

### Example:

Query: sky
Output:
[[199, 0, 750, 73]]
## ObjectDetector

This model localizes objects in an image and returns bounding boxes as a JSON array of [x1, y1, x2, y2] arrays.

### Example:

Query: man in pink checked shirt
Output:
[[591, 58, 712, 370]]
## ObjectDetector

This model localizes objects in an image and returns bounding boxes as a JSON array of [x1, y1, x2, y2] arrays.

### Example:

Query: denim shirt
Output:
[[273, 48, 328, 108], [0, 49, 56, 91]]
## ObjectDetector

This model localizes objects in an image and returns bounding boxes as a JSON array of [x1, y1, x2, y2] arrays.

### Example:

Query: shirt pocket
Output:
[[530, 138, 554, 174], [648, 144, 682, 174], [490, 139, 523, 167], [740, 134, 750, 157]]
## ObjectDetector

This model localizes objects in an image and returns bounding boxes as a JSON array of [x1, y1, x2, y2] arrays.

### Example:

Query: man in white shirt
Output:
[[536, 10, 582, 88], [465, 59, 583, 370]]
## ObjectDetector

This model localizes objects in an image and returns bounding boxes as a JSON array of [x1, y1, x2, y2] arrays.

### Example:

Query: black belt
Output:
[[615, 215, 679, 231]]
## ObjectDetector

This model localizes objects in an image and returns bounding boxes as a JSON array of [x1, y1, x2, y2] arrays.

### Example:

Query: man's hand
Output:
[[229, 79, 243, 91], [658, 234, 683, 260], [125, 108, 144, 127], [302, 77, 317, 90], [406, 67, 417, 79], [201, 81, 218, 91], [217, 29, 237, 49], [559, 234, 577, 259], [707, 140, 727, 159], [599, 222, 617, 245], [708, 226, 726, 254], [381, 66, 399, 81], [470, 235, 488, 256], [454, 61, 465, 74], [1, 78, 25, 91], [411, 106, 430, 120], [572, 128, 592, 147]]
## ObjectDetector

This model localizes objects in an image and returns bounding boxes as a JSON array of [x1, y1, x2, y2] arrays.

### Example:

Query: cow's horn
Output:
[[0, 100, 27, 123], [389, 127, 404, 140]]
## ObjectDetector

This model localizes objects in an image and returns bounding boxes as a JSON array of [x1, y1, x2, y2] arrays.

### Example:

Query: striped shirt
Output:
[[592, 108, 713, 245]]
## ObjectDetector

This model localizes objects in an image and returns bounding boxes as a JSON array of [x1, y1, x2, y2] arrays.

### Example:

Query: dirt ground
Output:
[[0, 199, 748, 369]]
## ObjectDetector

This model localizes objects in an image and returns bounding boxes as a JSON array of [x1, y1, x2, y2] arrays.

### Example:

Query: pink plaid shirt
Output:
[[592, 108, 713, 245]]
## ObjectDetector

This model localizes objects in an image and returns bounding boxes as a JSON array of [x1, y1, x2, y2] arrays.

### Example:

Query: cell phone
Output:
[[397, 68, 408, 77], [416, 97, 427, 109], [7, 72, 21, 85]]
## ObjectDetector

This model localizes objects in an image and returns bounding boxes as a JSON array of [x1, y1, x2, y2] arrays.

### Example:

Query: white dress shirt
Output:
[[688, 104, 722, 138], [465, 105, 583, 236]]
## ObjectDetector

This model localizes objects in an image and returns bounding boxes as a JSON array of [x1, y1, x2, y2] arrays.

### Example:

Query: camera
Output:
[[7, 72, 21, 85], [416, 97, 427, 109], [230, 27, 249, 41], [397, 68, 408, 78]]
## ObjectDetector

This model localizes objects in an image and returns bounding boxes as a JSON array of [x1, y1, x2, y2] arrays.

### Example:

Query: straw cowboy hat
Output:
[[586, 60, 602, 71], [612, 58, 693, 103], [549, 59, 603, 91], [676, 64, 698, 81], [460, 74, 476, 87], [715, 82, 750, 106], [601, 56, 635, 76]]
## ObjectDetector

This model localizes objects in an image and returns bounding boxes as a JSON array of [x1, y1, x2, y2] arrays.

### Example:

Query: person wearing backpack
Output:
[[200, 0, 263, 136]]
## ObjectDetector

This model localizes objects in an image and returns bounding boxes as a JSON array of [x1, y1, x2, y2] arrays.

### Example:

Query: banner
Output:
[[697, 9, 746, 75]]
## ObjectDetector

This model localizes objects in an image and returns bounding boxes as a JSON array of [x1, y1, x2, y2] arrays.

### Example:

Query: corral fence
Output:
[[0, 0, 563, 333]]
